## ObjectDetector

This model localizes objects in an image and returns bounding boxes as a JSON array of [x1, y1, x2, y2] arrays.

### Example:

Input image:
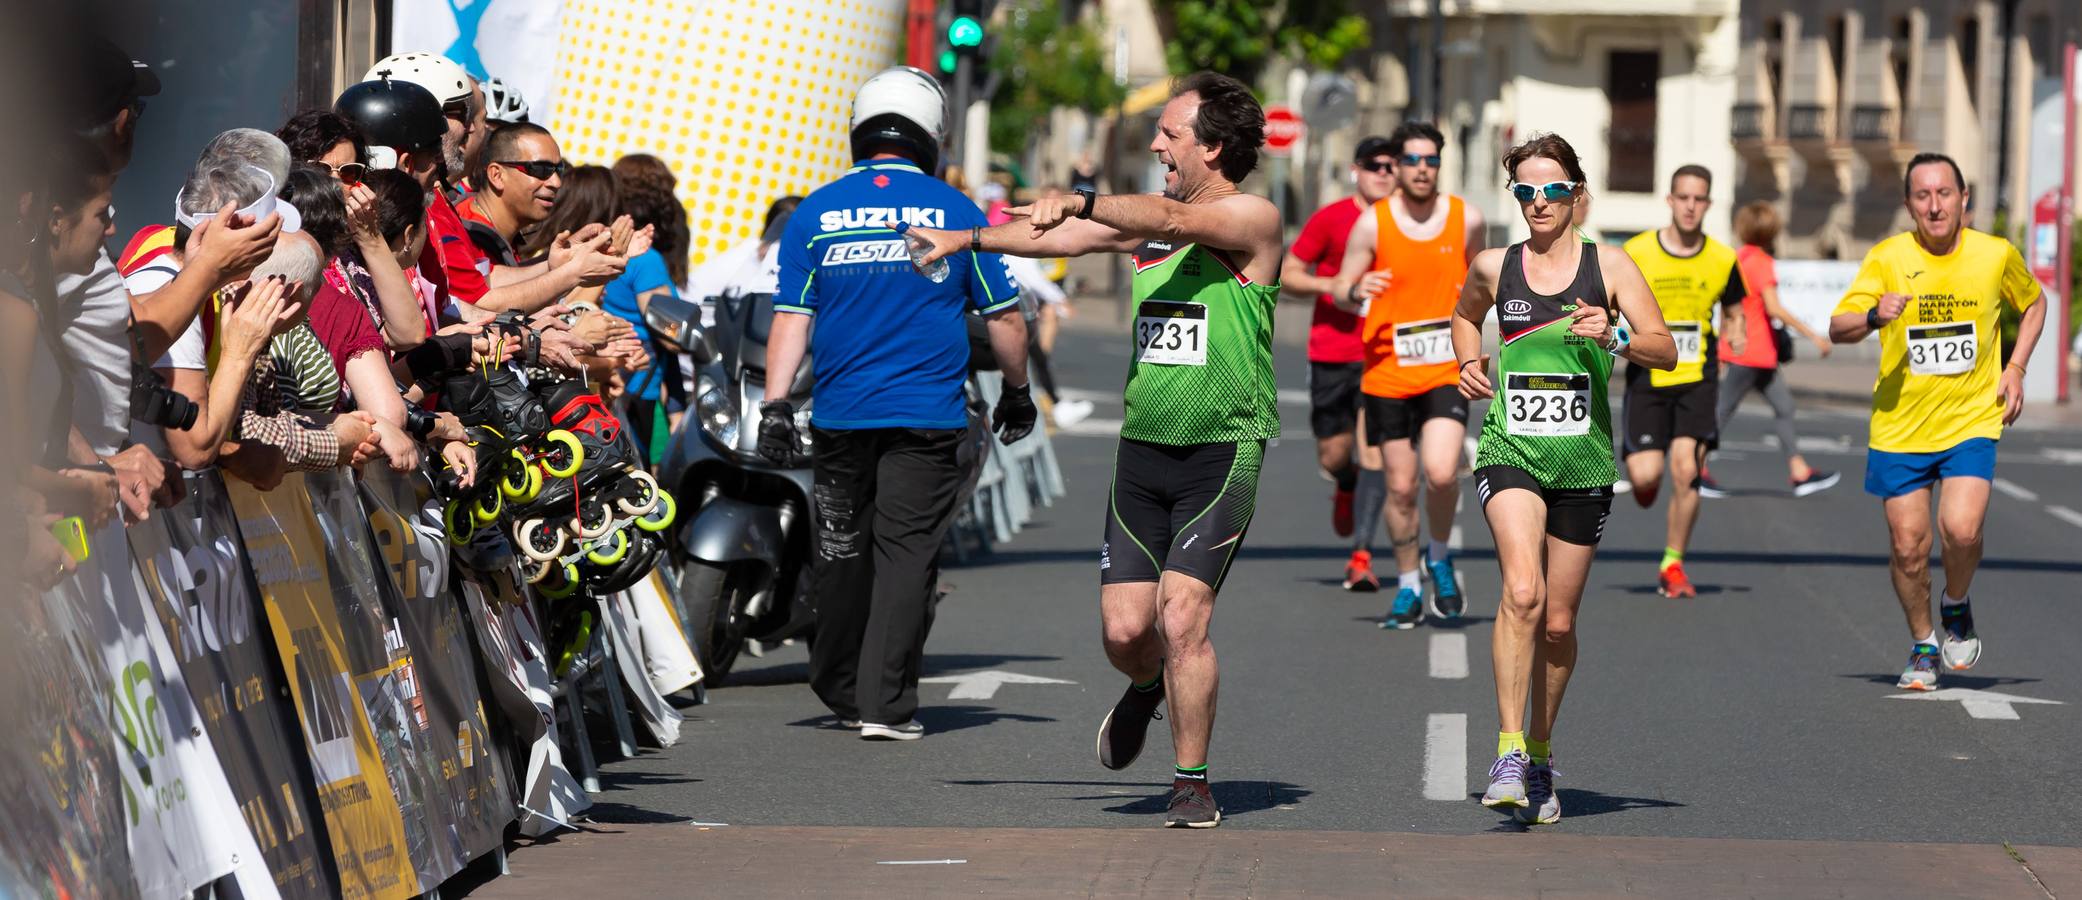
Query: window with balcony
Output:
[[1607, 50, 1658, 193]]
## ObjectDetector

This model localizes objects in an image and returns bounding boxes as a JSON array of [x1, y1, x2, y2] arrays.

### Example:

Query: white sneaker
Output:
[[1053, 398, 1094, 428], [860, 721, 925, 741]]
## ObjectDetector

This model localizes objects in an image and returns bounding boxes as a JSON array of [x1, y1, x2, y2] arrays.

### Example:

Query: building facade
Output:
[[1733, 0, 2081, 258]]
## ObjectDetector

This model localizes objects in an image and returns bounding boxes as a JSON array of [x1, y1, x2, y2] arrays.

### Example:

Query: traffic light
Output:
[[949, 0, 985, 56]]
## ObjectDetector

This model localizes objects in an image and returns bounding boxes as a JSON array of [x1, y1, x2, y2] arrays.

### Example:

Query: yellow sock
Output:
[[1527, 737, 1551, 764], [1498, 731, 1526, 757]]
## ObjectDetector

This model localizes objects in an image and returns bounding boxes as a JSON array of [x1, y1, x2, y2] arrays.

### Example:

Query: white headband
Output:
[[173, 165, 303, 233]]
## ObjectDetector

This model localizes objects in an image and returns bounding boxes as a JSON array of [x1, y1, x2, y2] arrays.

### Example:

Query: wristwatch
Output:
[[1603, 325, 1631, 357], [1074, 187, 1097, 219], [970, 226, 983, 253], [1865, 308, 1881, 331]]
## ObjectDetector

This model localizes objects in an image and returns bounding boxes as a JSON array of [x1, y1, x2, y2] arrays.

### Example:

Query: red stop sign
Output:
[[1264, 105, 1304, 157]]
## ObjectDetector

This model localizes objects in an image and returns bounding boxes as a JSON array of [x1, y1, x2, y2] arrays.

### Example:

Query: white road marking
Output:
[[1887, 688, 2064, 721], [878, 859, 968, 865], [1990, 478, 2039, 502], [918, 670, 1075, 700], [2047, 506, 2082, 529], [1058, 417, 1124, 437], [1429, 634, 1468, 679], [1423, 713, 1468, 801], [2043, 448, 2082, 465], [1448, 525, 1463, 550]]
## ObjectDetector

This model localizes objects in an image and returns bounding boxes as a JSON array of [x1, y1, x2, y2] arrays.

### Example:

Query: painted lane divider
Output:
[[878, 859, 968, 865], [1990, 478, 2038, 502], [2046, 506, 2082, 529], [1423, 713, 1467, 801], [1429, 634, 1468, 680]]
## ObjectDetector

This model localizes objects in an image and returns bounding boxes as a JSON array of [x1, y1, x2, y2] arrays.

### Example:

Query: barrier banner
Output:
[[626, 569, 702, 698], [466, 577, 591, 836], [129, 469, 334, 899], [599, 591, 684, 746], [359, 468, 511, 867], [227, 473, 418, 900]]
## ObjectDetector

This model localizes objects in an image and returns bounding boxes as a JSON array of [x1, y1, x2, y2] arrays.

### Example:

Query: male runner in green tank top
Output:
[[904, 71, 1282, 828]]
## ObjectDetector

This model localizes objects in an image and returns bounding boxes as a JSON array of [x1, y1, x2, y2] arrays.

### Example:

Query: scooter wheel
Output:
[[635, 490, 676, 533], [615, 469, 662, 516], [572, 500, 614, 540], [472, 490, 503, 526], [585, 529, 630, 565], [501, 460, 543, 503], [517, 517, 567, 562], [540, 564, 582, 600], [542, 430, 585, 479], [444, 500, 476, 545]]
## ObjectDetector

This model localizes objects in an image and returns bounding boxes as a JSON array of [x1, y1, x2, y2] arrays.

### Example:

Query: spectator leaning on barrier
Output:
[[517, 164, 653, 395], [233, 233, 383, 471], [461, 123, 568, 267], [760, 66, 1036, 741]]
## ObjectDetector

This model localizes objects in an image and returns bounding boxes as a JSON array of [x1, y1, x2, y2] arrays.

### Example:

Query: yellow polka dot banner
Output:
[[548, 0, 907, 268]]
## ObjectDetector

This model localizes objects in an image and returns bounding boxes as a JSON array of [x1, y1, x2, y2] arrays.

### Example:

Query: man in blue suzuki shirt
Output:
[[761, 66, 1035, 742]]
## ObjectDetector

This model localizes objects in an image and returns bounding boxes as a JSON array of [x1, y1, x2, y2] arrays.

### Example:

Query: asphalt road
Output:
[[469, 320, 2082, 895]]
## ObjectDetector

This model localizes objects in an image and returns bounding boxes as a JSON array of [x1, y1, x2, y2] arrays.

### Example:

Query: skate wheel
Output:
[[472, 490, 503, 526], [501, 460, 543, 502], [444, 500, 476, 545], [586, 529, 630, 565], [572, 501, 614, 540], [542, 430, 584, 479], [525, 559, 554, 584], [635, 490, 676, 533], [541, 564, 582, 600], [517, 517, 566, 562], [615, 470, 662, 516]]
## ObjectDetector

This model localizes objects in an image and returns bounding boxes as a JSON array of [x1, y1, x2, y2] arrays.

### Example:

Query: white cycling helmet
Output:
[[482, 77, 530, 124], [365, 52, 472, 107], [850, 66, 946, 172]]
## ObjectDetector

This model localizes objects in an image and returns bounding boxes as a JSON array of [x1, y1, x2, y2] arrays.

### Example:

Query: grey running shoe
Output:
[[1516, 760, 1561, 825], [1163, 779, 1221, 828], [1096, 677, 1165, 770], [1791, 470, 1840, 497], [860, 721, 924, 741], [1481, 750, 1531, 808], [1896, 643, 1941, 691], [1940, 601, 1981, 671]]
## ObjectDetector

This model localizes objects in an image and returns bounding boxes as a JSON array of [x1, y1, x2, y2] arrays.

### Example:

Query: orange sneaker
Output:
[[1342, 550, 1379, 592], [1657, 561, 1697, 598]]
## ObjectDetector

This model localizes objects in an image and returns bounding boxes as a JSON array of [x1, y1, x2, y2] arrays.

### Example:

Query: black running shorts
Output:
[[1307, 361, 1364, 439], [1473, 465, 1613, 547], [1102, 438, 1264, 592], [1622, 377, 1718, 456], [1363, 384, 1469, 445]]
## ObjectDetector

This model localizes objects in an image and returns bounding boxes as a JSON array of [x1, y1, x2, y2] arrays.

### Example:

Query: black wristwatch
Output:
[[1074, 187, 1097, 219], [970, 226, 983, 253], [1865, 308, 1881, 331]]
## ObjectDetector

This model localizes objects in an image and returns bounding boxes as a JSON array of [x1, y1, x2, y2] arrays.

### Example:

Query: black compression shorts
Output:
[[1101, 438, 1264, 592], [1473, 465, 1613, 547], [1307, 361, 1364, 439], [1622, 377, 1718, 456], [1363, 384, 1469, 445]]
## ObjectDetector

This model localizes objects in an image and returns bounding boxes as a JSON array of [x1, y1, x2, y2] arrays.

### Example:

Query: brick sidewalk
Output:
[[465, 824, 2080, 898]]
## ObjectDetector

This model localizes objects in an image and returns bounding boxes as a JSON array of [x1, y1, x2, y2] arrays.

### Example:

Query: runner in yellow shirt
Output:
[[1619, 165, 1745, 598], [1828, 152, 2047, 692]]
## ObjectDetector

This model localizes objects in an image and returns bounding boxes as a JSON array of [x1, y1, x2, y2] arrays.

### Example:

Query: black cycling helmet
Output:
[[334, 78, 445, 169]]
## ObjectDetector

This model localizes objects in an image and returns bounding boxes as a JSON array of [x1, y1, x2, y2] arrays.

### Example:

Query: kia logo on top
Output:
[[1504, 299, 1533, 316]]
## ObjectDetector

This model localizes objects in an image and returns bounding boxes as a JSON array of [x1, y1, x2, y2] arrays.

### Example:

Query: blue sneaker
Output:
[[1381, 586, 1425, 630], [1425, 550, 1464, 620]]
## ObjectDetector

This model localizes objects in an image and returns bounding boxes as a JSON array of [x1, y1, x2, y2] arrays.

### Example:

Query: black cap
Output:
[[76, 34, 160, 129], [1354, 135, 1395, 162]]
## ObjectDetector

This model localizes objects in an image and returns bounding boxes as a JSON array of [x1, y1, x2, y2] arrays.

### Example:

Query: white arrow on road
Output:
[[919, 669, 1076, 700], [1887, 688, 2064, 720]]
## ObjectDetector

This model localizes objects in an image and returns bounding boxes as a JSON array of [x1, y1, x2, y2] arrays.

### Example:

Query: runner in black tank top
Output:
[[1451, 134, 1676, 826]]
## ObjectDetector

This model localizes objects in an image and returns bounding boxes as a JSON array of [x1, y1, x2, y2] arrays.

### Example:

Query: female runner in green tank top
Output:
[[1451, 134, 1676, 825]]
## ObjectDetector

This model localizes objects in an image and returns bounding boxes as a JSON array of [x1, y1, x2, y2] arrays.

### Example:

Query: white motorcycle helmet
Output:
[[482, 77, 530, 124], [849, 66, 946, 172], [365, 52, 472, 108]]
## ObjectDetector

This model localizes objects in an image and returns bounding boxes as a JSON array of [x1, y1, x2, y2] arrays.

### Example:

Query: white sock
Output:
[[1915, 631, 1938, 648], [1398, 570, 1422, 593], [1941, 592, 1969, 607], [1428, 539, 1452, 562]]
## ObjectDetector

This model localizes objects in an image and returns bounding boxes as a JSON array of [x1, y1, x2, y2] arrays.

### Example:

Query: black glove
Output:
[[757, 400, 800, 464], [992, 382, 1038, 445], [402, 331, 475, 382]]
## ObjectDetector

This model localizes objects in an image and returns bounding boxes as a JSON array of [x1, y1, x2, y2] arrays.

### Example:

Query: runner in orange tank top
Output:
[[1330, 121, 1488, 628]]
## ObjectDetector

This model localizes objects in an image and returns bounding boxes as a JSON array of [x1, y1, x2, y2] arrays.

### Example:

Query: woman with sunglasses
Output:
[[1452, 133, 1675, 825], [277, 109, 370, 186]]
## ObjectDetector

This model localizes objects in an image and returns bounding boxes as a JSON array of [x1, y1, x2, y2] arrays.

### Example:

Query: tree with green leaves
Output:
[[986, 0, 1127, 157], [1151, 0, 1371, 87]]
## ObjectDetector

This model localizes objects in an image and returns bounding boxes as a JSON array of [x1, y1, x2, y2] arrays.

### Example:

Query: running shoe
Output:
[[1517, 759, 1561, 825], [1380, 585, 1425, 630], [1342, 550, 1379, 592], [1425, 550, 1464, 620], [860, 721, 925, 741], [1697, 471, 1728, 499], [1096, 677, 1165, 770], [1481, 750, 1531, 809], [1163, 778, 1221, 828], [1791, 470, 1841, 497], [1331, 487, 1355, 537], [1896, 642, 1941, 691], [1052, 398, 1095, 428], [1657, 562, 1698, 599], [1940, 600, 1982, 671]]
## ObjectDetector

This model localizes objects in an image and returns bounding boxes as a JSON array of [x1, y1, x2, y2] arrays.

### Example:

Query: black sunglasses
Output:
[[497, 159, 571, 180], [1357, 159, 1394, 173]]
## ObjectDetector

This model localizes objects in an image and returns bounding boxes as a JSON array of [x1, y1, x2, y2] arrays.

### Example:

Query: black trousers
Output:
[[807, 426, 966, 725]]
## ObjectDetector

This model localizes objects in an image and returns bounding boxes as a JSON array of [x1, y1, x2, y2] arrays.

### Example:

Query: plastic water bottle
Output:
[[898, 224, 950, 283]]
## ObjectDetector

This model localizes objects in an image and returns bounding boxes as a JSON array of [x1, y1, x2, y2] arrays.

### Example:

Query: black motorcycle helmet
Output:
[[334, 78, 445, 168]]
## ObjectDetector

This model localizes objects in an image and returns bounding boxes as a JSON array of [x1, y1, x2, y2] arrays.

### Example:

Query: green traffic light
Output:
[[948, 15, 984, 49], [939, 49, 957, 73]]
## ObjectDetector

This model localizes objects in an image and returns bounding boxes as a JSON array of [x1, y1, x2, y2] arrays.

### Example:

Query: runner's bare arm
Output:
[[1328, 211, 1382, 315], [1599, 245, 1675, 370], [906, 215, 1138, 263], [1280, 251, 1335, 299], [1452, 248, 1503, 399], [2000, 287, 2048, 425]]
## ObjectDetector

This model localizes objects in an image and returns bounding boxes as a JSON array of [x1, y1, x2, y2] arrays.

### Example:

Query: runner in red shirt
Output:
[[1280, 136, 1397, 588]]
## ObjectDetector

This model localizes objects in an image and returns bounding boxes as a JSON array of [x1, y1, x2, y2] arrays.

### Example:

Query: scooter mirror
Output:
[[643, 294, 697, 341], [685, 325, 719, 366]]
